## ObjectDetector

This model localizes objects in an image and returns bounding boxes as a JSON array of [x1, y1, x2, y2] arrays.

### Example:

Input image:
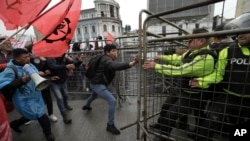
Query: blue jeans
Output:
[[50, 82, 69, 114], [85, 84, 116, 125]]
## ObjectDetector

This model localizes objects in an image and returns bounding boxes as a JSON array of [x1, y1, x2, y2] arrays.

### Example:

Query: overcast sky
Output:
[[0, 0, 237, 36]]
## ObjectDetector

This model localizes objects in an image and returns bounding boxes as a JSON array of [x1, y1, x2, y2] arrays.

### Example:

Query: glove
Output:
[[23, 64, 36, 75]]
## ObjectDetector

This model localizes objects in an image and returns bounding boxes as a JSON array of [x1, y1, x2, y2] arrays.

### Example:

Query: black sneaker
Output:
[[82, 106, 92, 111], [106, 124, 121, 135], [45, 133, 55, 141], [10, 122, 22, 133], [65, 105, 73, 111], [62, 112, 72, 124]]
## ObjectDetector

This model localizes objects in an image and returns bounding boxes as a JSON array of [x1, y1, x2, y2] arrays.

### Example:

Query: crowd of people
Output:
[[0, 12, 250, 141]]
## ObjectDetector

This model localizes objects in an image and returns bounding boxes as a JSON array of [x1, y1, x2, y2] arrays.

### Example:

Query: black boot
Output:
[[82, 105, 92, 111], [10, 116, 30, 133], [45, 132, 55, 141], [62, 112, 72, 124], [38, 114, 55, 141], [106, 124, 120, 135], [65, 105, 73, 111]]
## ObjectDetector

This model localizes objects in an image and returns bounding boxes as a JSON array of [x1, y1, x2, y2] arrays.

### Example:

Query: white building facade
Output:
[[146, 0, 215, 34], [73, 0, 122, 42], [235, 0, 250, 17]]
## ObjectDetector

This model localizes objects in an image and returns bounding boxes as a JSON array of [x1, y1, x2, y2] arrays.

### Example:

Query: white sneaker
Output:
[[24, 121, 31, 126], [49, 114, 58, 122], [86, 88, 89, 92]]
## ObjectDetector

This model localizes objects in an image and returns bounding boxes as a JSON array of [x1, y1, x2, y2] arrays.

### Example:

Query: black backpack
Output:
[[85, 54, 104, 79], [0, 65, 18, 112]]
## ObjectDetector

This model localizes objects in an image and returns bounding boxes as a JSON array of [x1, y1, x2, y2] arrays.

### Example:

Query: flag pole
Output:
[[0, 0, 66, 46], [0, 24, 29, 45]]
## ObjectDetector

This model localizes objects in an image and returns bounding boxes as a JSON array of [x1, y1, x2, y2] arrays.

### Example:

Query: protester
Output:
[[0, 58, 13, 141], [0, 36, 12, 71], [82, 44, 138, 135], [25, 44, 58, 122], [47, 53, 84, 124], [0, 48, 55, 141]]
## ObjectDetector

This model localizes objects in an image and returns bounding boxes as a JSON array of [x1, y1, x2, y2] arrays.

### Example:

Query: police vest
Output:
[[180, 49, 217, 91], [223, 44, 250, 96]]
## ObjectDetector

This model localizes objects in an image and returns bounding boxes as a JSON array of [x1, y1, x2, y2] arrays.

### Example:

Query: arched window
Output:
[[103, 24, 107, 32], [84, 26, 88, 33], [77, 28, 81, 35], [112, 25, 115, 32]]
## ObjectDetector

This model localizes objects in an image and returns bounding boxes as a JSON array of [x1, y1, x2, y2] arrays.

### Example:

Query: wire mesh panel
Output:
[[140, 25, 250, 141], [66, 50, 104, 96], [137, 1, 250, 141], [115, 48, 139, 97]]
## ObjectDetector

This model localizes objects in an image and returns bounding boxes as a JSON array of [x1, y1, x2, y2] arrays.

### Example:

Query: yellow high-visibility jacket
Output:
[[155, 46, 215, 78]]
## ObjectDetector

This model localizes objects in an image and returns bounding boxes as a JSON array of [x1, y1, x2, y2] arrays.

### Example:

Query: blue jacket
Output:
[[0, 60, 45, 120]]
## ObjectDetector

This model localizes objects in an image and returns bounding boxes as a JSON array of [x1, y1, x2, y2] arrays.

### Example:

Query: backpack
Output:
[[85, 54, 104, 79], [0, 65, 18, 113]]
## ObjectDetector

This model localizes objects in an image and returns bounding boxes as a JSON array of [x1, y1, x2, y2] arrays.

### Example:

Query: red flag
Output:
[[0, 14, 17, 30], [0, 0, 51, 30], [32, 0, 74, 37], [106, 32, 114, 44], [32, 0, 81, 57]]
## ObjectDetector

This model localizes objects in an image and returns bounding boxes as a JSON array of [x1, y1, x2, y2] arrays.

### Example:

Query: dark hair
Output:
[[213, 23, 227, 39], [104, 44, 116, 53], [0, 37, 5, 42], [192, 27, 209, 34], [0, 37, 9, 44], [192, 27, 209, 41], [13, 48, 29, 59]]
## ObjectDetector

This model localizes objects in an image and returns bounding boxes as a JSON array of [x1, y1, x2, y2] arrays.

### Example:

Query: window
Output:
[[178, 25, 183, 36], [103, 24, 107, 32], [85, 27, 88, 33], [112, 25, 115, 32], [195, 23, 200, 28], [92, 26, 96, 32], [100, 4, 106, 11], [77, 28, 81, 35], [116, 7, 119, 18], [118, 26, 120, 33], [101, 11, 105, 17], [100, 4, 106, 17], [110, 5, 114, 17], [162, 26, 166, 34]]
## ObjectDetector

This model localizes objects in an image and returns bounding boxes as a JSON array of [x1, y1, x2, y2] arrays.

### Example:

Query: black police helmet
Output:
[[224, 12, 250, 30]]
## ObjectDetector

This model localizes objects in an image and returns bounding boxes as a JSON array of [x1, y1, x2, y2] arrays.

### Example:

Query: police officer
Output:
[[190, 12, 250, 141], [143, 28, 217, 141]]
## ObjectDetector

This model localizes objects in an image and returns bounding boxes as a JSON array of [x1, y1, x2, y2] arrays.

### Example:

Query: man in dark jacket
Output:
[[47, 53, 84, 124], [82, 44, 138, 134]]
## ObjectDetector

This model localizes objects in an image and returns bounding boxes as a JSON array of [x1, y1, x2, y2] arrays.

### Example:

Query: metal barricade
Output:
[[117, 0, 250, 141]]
